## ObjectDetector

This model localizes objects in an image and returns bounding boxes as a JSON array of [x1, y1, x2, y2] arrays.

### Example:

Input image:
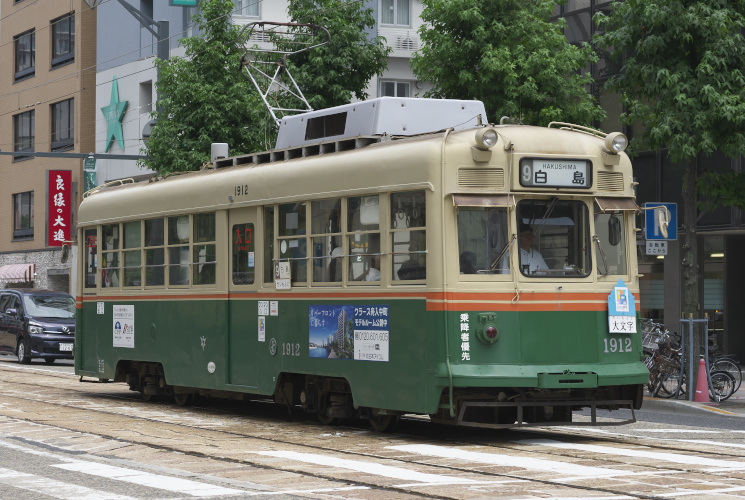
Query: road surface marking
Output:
[[0, 467, 136, 500], [256, 450, 477, 483], [387, 444, 627, 477], [54, 462, 244, 497], [519, 439, 745, 470]]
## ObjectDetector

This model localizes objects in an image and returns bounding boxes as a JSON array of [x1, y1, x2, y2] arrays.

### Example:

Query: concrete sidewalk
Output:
[[643, 381, 745, 417]]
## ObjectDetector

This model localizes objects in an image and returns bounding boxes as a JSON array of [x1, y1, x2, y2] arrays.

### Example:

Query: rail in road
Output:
[[0, 359, 744, 499]]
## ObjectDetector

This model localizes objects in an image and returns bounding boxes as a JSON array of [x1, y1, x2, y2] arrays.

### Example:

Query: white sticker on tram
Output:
[[519, 439, 745, 470], [54, 462, 244, 497], [255, 450, 477, 483], [387, 444, 626, 477], [0, 466, 136, 500]]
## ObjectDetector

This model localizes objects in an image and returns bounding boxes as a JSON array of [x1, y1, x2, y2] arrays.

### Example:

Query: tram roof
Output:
[[78, 124, 631, 227]]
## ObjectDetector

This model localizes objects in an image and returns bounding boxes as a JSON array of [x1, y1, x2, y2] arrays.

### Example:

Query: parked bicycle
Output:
[[642, 319, 738, 402]]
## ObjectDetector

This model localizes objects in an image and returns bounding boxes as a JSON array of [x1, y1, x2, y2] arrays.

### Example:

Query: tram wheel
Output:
[[316, 413, 341, 426], [141, 392, 160, 403], [369, 413, 399, 432], [174, 393, 194, 407]]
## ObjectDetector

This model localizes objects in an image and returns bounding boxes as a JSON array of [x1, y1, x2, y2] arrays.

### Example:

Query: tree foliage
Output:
[[594, 1, 745, 163], [594, 1, 745, 381], [286, 0, 391, 110], [411, 0, 604, 126], [142, 0, 271, 174], [142, 0, 390, 174]]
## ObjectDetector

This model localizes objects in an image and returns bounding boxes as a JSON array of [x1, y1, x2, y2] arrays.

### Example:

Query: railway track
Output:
[[0, 362, 744, 499]]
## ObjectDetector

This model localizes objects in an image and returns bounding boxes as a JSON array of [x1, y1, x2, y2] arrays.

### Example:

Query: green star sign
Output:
[[101, 76, 129, 152]]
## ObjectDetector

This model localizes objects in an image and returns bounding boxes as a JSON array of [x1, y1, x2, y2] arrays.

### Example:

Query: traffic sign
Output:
[[645, 202, 677, 240]]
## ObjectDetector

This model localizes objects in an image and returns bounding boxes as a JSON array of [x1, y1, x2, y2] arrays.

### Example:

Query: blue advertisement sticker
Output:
[[309, 305, 389, 361]]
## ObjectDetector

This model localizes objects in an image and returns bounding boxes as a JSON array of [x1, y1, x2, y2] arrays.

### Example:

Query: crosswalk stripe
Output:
[[519, 439, 745, 470], [256, 450, 477, 483], [54, 462, 243, 497], [0, 467, 136, 500], [387, 444, 626, 477]]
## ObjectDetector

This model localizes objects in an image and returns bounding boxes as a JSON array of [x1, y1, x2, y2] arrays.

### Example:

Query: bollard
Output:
[[694, 358, 709, 403]]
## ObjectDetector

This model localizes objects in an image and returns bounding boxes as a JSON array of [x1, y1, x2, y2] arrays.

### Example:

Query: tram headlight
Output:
[[604, 132, 628, 154], [474, 128, 499, 149]]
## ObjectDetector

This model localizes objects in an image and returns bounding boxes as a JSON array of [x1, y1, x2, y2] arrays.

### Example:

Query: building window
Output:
[[14, 30, 35, 80], [51, 99, 74, 151], [380, 80, 410, 97], [381, 0, 410, 26], [234, 0, 259, 16], [13, 110, 35, 160], [51, 13, 75, 68], [13, 192, 34, 240]]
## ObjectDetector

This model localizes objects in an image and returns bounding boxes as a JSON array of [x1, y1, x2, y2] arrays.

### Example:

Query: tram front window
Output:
[[514, 199, 591, 277], [457, 207, 509, 274]]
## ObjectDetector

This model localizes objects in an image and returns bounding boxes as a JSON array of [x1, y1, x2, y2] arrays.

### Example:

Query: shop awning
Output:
[[0, 263, 35, 283], [453, 194, 515, 208], [595, 197, 639, 212]]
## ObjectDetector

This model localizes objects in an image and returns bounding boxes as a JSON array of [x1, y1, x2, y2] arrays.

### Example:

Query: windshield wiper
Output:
[[593, 234, 609, 275], [490, 234, 516, 272]]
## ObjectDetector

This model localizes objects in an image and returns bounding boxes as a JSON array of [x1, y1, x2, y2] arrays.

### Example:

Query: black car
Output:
[[0, 289, 75, 364]]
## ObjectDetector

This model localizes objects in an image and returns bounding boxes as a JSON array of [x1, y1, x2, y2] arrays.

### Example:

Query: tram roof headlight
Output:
[[475, 128, 499, 149], [604, 132, 628, 154]]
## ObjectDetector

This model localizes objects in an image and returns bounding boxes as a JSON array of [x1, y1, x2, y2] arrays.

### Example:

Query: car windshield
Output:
[[23, 294, 75, 319]]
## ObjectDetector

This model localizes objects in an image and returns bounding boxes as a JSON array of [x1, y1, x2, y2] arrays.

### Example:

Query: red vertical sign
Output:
[[48, 170, 72, 246]]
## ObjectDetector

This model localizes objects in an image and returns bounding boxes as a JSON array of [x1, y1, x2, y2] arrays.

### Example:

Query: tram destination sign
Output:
[[520, 158, 591, 189]]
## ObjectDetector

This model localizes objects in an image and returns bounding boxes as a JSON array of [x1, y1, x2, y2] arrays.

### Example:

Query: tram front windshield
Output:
[[515, 199, 591, 277]]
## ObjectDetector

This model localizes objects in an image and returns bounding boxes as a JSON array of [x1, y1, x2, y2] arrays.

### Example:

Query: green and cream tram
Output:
[[75, 97, 647, 430]]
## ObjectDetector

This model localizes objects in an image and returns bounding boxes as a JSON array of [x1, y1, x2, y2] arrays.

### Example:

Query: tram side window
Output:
[[264, 206, 274, 284], [311, 198, 343, 283], [144, 218, 165, 287], [594, 210, 628, 275], [232, 222, 254, 285], [168, 216, 191, 286], [122, 221, 142, 287], [278, 203, 307, 284], [84, 228, 97, 288], [194, 213, 216, 285], [515, 199, 591, 277], [391, 191, 426, 281], [101, 224, 120, 288], [457, 207, 509, 274], [348, 195, 381, 282]]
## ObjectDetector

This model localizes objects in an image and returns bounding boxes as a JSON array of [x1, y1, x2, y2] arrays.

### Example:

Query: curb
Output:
[[642, 396, 743, 416]]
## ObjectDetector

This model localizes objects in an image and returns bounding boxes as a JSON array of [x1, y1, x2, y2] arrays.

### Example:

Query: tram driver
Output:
[[501, 223, 549, 275]]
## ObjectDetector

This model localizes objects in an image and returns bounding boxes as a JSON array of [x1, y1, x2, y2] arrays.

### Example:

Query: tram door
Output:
[[227, 207, 259, 388]]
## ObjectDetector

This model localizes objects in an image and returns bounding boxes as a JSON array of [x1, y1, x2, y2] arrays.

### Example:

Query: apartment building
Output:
[[93, 0, 429, 184], [0, 0, 96, 292]]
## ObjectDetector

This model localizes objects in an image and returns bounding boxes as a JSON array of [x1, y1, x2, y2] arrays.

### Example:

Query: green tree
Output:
[[595, 0, 745, 377], [286, 0, 391, 110], [141, 0, 272, 174], [411, 0, 604, 126]]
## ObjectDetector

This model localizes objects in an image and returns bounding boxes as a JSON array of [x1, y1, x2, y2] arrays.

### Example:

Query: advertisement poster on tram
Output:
[[309, 305, 389, 361]]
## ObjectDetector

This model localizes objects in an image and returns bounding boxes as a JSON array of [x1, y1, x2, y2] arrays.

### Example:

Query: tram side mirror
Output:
[[608, 214, 621, 246], [656, 207, 670, 239], [61, 244, 70, 263]]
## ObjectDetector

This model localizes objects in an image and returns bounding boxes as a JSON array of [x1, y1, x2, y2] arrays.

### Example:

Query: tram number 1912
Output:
[[603, 337, 632, 353], [282, 343, 301, 356]]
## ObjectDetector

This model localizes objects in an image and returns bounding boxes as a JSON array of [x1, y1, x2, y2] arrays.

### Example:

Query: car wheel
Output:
[[16, 337, 31, 364], [44, 358, 56, 365]]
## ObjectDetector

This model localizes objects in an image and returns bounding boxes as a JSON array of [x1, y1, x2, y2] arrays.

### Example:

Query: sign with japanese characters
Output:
[[48, 170, 72, 246], [645, 240, 668, 255], [309, 305, 389, 361], [607, 278, 637, 334], [519, 158, 591, 188], [113, 304, 135, 348]]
